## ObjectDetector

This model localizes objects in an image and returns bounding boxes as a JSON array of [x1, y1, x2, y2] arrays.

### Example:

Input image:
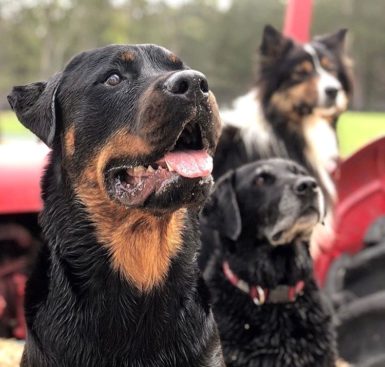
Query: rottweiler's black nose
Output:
[[165, 70, 209, 100], [294, 177, 318, 196]]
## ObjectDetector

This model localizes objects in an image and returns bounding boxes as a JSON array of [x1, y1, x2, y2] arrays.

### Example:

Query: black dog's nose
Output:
[[165, 70, 209, 100], [325, 87, 338, 100], [294, 177, 318, 196]]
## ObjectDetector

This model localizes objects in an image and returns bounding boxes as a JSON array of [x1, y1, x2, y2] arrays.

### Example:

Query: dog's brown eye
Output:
[[255, 172, 275, 186], [105, 74, 122, 86]]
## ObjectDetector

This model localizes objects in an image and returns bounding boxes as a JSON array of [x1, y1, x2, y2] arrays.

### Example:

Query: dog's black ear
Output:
[[7, 72, 62, 148], [315, 28, 348, 53], [201, 171, 242, 241], [260, 24, 292, 59]]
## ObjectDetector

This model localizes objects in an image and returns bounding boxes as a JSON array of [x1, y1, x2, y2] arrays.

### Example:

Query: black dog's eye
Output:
[[255, 172, 275, 186], [104, 74, 122, 86]]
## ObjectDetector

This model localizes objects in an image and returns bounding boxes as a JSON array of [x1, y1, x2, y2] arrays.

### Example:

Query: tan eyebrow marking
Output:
[[320, 57, 333, 70], [294, 60, 314, 74], [121, 51, 136, 62], [168, 53, 180, 63]]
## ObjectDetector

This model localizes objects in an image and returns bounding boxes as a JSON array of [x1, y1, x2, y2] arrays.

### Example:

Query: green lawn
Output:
[[337, 112, 385, 157], [0, 111, 33, 138], [1, 110, 385, 157]]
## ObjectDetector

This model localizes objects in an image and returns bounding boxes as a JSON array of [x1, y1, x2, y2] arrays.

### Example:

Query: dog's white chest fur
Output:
[[303, 115, 338, 201], [220, 90, 284, 158]]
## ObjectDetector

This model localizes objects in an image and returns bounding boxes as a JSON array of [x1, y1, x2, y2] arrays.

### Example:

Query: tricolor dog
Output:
[[216, 25, 353, 207]]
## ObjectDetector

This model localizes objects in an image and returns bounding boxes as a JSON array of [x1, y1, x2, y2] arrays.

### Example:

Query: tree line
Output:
[[0, 0, 384, 110]]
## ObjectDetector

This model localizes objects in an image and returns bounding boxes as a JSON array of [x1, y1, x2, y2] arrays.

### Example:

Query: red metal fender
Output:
[[315, 136, 385, 285], [0, 141, 49, 214]]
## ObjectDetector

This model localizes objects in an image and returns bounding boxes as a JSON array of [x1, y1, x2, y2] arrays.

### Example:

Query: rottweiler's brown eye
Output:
[[105, 74, 122, 86], [255, 172, 275, 186]]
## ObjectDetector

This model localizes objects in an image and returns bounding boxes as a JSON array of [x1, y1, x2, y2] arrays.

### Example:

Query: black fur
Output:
[[201, 159, 337, 367], [9, 44, 224, 367]]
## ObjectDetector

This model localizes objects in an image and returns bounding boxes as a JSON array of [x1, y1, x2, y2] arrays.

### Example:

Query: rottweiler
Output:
[[8, 44, 224, 367], [201, 158, 337, 367]]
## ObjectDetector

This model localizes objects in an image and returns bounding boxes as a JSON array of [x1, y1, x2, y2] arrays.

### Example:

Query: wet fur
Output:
[[9, 44, 224, 367], [201, 159, 337, 367]]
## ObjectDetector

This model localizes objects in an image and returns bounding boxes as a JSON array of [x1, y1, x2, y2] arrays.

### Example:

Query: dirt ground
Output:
[[0, 338, 24, 367]]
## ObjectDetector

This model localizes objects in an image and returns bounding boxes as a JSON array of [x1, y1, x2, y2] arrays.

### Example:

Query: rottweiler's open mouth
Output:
[[105, 121, 213, 207]]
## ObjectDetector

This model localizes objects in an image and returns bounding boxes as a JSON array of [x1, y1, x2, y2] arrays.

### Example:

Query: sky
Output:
[[149, 0, 232, 11]]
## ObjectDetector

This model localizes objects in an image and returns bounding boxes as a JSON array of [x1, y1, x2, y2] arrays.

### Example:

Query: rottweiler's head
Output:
[[202, 158, 324, 249], [258, 25, 353, 123], [8, 44, 221, 213]]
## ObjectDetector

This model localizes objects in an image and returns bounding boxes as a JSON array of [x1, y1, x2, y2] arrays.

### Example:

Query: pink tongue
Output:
[[164, 150, 213, 178]]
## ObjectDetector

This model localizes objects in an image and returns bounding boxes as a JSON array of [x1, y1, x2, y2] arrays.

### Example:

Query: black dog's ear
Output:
[[315, 28, 348, 53], [7, 72, 62, 148], [201, 171, 242, 241], [260, 24, 293, 59]]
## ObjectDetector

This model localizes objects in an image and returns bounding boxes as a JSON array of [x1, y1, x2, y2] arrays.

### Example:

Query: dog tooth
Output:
[[165, 161, 174, 172], [136, 165, 146, 172], [147, 166, 155, 173]]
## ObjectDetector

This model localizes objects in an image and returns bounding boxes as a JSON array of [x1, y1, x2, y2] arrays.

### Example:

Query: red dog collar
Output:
[[222, 261, 305, 306]]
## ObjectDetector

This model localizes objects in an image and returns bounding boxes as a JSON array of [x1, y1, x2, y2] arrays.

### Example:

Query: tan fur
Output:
[[73, 129, 186, 291], [121, 51, 136, 62], [168, 53, 179, 63], [64, 126, 75, 158], [336, 359, 351, 367], [294, 60, 314, 75], [320, 57, 334, 72], [270, 77, 319, 122], [208, 91, 222, 144]]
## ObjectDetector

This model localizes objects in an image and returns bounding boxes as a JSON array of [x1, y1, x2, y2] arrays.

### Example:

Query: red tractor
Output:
[[0, 141, 48, 338]]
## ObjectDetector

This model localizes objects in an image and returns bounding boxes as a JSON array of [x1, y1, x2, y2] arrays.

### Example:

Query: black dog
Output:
[[201, 159, 337, 367], [216, 25, 353, 207], [8, 44, 225, 366]]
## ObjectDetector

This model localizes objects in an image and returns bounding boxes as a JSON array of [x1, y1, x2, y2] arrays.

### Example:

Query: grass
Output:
[[0, 111, 33, 138], [1, 110, 385, 157], [337, 111, 385, 158]]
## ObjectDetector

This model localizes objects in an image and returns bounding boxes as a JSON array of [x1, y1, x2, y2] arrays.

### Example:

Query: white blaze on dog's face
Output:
[[304, 44, 348, 115]]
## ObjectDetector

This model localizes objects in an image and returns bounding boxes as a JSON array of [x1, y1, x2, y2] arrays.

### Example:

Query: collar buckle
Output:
[[250, 285, 266, 306]]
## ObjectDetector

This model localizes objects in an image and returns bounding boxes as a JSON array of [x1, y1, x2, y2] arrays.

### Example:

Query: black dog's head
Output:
[[202, 158, 324, 247], [8, 44, 221, 213], [258, 25, 352, 123]]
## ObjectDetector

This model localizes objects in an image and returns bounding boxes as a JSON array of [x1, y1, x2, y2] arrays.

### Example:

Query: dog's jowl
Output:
[[8, 44, 224, 367], [201, 159, 337, 367]]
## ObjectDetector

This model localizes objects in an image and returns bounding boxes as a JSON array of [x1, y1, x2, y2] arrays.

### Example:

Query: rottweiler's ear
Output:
[[315, 28, 348, 53], [201, 171, 242, 241], [260, 24, 293, 59], [7, 72, 62, 148]]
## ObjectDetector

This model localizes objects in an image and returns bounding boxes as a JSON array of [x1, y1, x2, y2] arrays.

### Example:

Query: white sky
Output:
[[148, 0, 232, 11]]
